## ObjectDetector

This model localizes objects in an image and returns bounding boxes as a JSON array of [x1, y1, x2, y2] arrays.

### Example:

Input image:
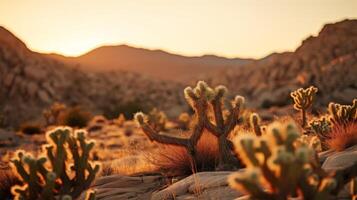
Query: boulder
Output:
[[151, 171, 242, 200]]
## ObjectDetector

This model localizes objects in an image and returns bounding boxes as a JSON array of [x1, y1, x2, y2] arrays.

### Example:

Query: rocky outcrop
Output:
[[204, 19, 357, 109]]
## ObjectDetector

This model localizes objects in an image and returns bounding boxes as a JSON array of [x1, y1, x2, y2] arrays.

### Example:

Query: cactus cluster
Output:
[[229, 121, 355, 200], [309, 117, 331, 137], [295, 134, 322, 152], [328, 99, 357, 126], [136, 81, 244, 169], [290, 86, 318, 127], [10, 127, 100, 200], [147, 108, 167, 132]]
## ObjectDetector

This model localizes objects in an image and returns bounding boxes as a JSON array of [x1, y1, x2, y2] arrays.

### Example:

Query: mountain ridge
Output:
[[47, 43, 255, 82], [0, 19, 356, 128]]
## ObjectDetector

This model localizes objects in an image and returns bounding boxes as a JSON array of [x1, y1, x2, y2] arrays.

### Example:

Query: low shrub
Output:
[[326, 122, 357, 151], [19, 122, 43, 135], [58, 106, 92, 128]]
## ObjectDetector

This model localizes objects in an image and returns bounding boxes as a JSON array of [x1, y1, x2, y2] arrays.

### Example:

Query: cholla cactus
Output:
[[115, 113, 126, 127], [249, 113, 263, 136], [308, 117, 331, 149], [229, 121, 356, 200], [43, 102, 67, 126], [147, 108, 167, 132], [328, 99, 357, 126], [177, 112, 191, 130], [135, 81, 244, 169], [10, 127, 100, 200], [290, 86, 318, 127], [296, 134, 322, 152]]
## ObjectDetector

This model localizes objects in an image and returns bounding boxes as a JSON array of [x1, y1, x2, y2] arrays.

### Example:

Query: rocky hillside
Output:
[[48, 45, 253, 82], [0, 27, 186, 128], [203, 19, 357, 109], [1, 19, 356, 128]]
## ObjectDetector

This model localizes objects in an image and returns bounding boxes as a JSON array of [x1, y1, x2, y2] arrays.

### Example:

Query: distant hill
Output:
[[1, 19, 357, 128], [0, 26, 186, 128], [48, 45, 254, 82]]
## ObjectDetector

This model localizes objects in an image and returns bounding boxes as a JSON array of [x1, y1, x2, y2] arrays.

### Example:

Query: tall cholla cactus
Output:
[[290, 86, 318, 128], [228, 121, 356, 200], [135, 81, 244, 169], [328, 99, 357, 126], [10, 127, 100, 200]]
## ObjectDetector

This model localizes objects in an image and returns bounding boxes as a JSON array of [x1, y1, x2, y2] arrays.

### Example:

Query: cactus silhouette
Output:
[[290, 86, 318, 128], [10, 127, 100, 200], [328, 99, 357, 126], [136, 81, 244, 169], [229, 121, 357, 200], [249, 113, 263, 136]]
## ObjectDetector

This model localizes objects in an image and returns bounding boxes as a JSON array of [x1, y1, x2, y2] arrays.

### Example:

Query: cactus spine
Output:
[[290, 86, 318, 128], [10, 127, 100, 200], [136, 81, 243, 169]]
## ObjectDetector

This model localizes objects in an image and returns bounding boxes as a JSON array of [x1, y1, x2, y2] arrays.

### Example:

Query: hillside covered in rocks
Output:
[[1, 19, 357, 129], [203, 19, 357, 109], [0, 27, 186, 128]]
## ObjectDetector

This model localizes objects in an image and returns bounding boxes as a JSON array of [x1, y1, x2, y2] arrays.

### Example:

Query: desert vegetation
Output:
[[0, 81, 356, 200], [0, 19, 356, 200], [0, 79, 356, 200]]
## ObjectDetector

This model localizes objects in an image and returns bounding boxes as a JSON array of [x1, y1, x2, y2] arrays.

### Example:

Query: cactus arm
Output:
[[223, 106, 240, 136], [204, 119, 221, 137], [11, 159, 30, 182], [140, 121, 189, 146], [211, 94, 225, 130]]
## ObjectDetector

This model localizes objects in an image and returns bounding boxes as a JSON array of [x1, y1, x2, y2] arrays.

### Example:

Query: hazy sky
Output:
[[1, 0, 357, 58]]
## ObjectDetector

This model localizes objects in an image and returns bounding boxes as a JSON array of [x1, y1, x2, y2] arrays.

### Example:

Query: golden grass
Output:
[[327, 123, 357, 151], [100, 155, 156, 176], [0, 169, 21, 199], [146, 130, 219, 176]]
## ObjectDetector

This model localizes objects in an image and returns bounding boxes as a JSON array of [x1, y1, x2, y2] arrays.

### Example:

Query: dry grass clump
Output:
[[100, 155, 156, 176], [147, 130, 219, 176], [326, 122, 357, 151], [0, 170, 21, 200]]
